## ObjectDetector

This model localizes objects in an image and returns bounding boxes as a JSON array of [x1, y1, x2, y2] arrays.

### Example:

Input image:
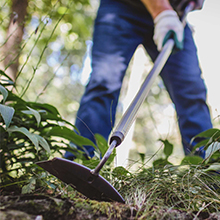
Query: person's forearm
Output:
[[140, 0, 173, 19]]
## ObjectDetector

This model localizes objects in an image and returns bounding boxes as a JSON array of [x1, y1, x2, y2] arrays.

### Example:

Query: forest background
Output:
[[0, 0, 220, 167], [0, 1, 220, 219]]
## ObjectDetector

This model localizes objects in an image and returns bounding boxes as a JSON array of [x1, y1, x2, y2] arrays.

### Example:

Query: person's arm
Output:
[[140, 0, 184, 51], [140, 0, 173, 19]]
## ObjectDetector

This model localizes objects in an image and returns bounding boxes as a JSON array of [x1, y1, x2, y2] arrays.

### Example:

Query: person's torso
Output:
[[115, 0, 204, 16]]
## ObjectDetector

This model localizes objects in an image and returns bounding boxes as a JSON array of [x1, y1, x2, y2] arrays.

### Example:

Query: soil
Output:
[[1, 192, 220, 220]]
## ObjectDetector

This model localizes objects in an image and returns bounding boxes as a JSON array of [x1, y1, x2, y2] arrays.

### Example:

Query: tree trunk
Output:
[[1, 0, 28, 82]]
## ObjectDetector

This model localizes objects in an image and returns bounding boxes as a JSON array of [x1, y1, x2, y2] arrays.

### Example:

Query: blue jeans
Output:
[[65, 0, 212, 159]]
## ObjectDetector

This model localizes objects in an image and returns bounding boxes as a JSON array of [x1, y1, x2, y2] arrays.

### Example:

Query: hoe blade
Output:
[[36, 157, 125, 203]]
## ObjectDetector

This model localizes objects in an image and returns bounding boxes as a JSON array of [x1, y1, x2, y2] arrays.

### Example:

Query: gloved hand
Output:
[[153, 10, 184, 51]]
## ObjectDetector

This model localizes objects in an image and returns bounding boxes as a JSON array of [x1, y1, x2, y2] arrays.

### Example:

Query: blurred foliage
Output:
[[1, 0, 218, 174], [0, 0, 179, 166], [0, 3, 219, 216], [0, 0, 98, 122], [0, 73, 114, 193]]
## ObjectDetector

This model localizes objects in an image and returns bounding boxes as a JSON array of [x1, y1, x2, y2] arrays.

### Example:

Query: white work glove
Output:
[[153, 10, 184, 51]]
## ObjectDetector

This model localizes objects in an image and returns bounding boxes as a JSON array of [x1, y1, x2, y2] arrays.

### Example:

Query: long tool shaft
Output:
[[91, 140, 117, 175], [92, 40, 174, 177], [110, 39, 174, 145], [110, 1, 195, 146], [92, 2, 195, 177]]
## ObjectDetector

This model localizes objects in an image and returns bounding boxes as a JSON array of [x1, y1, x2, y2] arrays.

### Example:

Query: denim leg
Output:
[[142, 23, 213, 156], [69, 3, 147, 158], [157, 25, 212, 156], [66, 0, 212, 159]]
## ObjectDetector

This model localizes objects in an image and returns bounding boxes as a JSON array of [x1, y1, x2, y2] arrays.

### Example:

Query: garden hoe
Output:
[[36, 2, 195, 204]]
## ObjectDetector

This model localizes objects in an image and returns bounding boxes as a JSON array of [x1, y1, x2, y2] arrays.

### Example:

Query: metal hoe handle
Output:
[[110, 39, 174, 145], [109, 1, 195, 146], [91, 140, 117, 175], [91, 2, 195, 176]]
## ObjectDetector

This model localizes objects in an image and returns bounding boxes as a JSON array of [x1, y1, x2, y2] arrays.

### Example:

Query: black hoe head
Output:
[[36, 157, 125, 203]]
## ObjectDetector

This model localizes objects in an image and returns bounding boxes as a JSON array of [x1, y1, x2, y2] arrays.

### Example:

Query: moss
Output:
[[2, 192, 219, 220], [72, 196, 133, 219], [0, 210, 39, 220], [72, 197, 134, 219], [90, 200, 111, 215], [74, 198, 92, 210]]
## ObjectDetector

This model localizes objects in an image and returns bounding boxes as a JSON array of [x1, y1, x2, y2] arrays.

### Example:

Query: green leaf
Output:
[[94, 133, 108, 156], [28, 103, 60, 116], [37, 135, 50, 154], [27, 102, 77, 129], [22, 178, 36, 194], [205, 142, 220, 159], [94, 134, 116, 165], [22, 106, 41, 126], [7, 91, 27, 104], [203, 163, 220, 172], [0, 104, 15, 128], [193, 128, 220, 140], [192, 139, 210, 151], [160, 139, 173, 158], [106, 149, 116, 165], [112, 166, 130, 180], [0, 125, 6, 140], [7, 126, 39, 151], [82, 159, 100, 170], [65, 143, 88, 159], [0, 78, 14, 85], [47, 126, 96, 148], [139, 153, 145, 164], [153, 158, 172, 168], [181, 156, 203, 165], [0, 84, 8, 103]]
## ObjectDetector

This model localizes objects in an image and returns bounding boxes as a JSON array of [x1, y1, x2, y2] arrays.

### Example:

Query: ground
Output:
[[1, 192, 220, 220]]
